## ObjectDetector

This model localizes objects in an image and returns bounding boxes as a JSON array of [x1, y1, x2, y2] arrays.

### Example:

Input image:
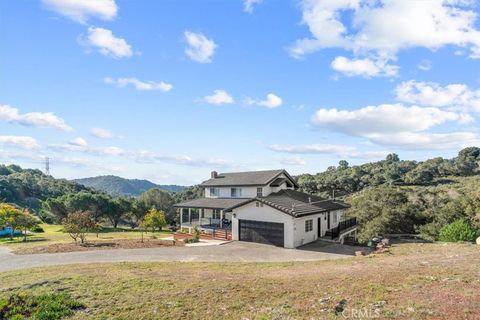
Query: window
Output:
[[305, 219, 313, 232], [212, 209, 221, 219], [209, 188, 219, 197], [257, 187, 263, 197], [231, 188, 242, 198]]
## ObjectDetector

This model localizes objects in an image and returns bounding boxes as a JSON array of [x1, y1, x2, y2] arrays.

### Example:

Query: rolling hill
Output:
[[74, 175, 186, 196]]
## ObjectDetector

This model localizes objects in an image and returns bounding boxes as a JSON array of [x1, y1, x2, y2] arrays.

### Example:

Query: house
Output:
[[174, 169, 358, 248]]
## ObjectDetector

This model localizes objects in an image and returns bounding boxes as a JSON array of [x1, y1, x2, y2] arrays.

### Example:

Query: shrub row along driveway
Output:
[[0, 241, 359, 272]]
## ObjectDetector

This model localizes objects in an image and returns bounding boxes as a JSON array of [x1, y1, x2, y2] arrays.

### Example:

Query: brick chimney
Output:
[[211, 171, 218, 179]]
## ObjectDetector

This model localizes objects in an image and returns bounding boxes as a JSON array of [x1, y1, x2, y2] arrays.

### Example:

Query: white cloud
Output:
[[135, 150, 234, 168], [0, 136, 40, 150], [202, 90, 234, 105], [291, 0, 480, 74], [184, 31, 217, 63], [331, 56, 398, 77], [279, 157, 307, 166], [0, 105, 72, 132], [417, 59, 432, 71], [311, 104, 473, 136], [270, 143, 389, 159], [82, 27, 132, 59], [244, 0, 262, 13], [368, 131, 480, 150], [69, 137, 88, 147], [395, 80, 480, 112], [49, 142, 126, 157], [104, 77, 173, 92], [42, 0, 117, 24], [90, 128, 114, 139], [246, 93, 283, 109]]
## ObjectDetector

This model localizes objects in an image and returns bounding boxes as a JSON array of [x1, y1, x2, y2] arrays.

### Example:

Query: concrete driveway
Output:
[[0, 241, 360, 272]]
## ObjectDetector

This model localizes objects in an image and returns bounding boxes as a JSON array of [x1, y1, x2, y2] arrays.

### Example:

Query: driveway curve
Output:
[[0, 241, 359, 272]]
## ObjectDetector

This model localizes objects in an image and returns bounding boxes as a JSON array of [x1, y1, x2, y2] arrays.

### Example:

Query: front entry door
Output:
[[317, 217, 322, 237]]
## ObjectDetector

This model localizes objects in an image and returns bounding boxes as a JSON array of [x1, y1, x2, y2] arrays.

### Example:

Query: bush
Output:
[[439, 219, 479, 242], [0, 292, 85, 320], [31, 225, 45, 233]]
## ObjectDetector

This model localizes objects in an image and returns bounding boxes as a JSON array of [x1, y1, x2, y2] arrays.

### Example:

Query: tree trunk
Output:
[[23, 228, 27, 242]]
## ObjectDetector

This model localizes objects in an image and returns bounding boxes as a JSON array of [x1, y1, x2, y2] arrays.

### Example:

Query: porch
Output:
[[322, 217, 358, 244]]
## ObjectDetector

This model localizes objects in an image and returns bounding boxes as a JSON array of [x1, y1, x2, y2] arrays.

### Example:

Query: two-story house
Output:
[[174, 169, 357, 248]]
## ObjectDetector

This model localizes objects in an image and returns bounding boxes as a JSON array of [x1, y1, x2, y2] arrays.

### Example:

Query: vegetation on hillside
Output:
[[74, 175, 186, 196], [296, 147, 480, 242]]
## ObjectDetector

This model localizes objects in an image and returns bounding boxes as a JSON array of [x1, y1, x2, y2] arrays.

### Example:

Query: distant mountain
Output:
[[74, 175, 186, 196]]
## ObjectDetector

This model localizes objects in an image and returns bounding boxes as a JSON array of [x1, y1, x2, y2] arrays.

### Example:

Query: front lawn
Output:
[[0, 224, 172, 253], [0, 242, 478, 319]]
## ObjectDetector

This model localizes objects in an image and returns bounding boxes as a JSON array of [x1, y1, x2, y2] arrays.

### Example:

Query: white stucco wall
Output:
[[204, 173, 294, 199], [231, 201, 295, 248]]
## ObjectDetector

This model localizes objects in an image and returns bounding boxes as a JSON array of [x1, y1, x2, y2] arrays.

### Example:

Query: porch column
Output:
[[180, 208, 183, 225], [220, 210, 224, 228], [188, 208, 191, 223]]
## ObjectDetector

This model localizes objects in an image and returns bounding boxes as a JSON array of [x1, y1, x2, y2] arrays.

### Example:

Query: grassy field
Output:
[[0, 242, 478, 319], [0, 224, 172, 253]]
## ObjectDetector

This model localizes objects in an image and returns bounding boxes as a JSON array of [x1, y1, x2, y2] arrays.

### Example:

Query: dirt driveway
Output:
[[0, 241, 363, 272]]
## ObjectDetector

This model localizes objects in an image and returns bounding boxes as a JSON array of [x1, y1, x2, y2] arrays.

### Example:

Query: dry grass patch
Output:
[[0, 242, 478, 319]]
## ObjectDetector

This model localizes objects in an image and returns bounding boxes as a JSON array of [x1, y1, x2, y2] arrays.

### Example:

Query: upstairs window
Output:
[[209, 188, 219, 197], [305, 219, 313, 232], [231, 188, 242, 198], [256, 187, 263, 197]]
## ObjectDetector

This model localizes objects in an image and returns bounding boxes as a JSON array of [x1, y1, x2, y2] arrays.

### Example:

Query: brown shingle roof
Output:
[[173, 198, 251, 210], [200, 169, 299, 188], [229, 189, 350, 217]]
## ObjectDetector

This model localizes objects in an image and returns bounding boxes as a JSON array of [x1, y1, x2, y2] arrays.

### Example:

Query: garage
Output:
[[238, 219, 284, 247]]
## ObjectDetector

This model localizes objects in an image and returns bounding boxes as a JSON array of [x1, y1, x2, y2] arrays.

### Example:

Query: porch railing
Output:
[[326, 217, 357, 240]]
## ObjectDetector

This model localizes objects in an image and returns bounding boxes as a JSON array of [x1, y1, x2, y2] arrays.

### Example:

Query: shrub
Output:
[[31, 225, 45, 233], [191, 225, 200, 243], [439, 219, 479, 242], [0, 292, 85, 320]]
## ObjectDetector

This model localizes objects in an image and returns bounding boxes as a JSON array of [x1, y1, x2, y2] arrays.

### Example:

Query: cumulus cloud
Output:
[[368, 132, 480, 150], [244, 0, 262, 13], [291, 0, 480, 75], [81, 27, 132, 59], [311, 104, 473, 136], [331, 56, 399, 78], [134, 151, 234, 168], [270, 143, 389, 159], [184, 31, 217, 63], [90, 128, 114, 139], [395, 80, 480, 112], [0, 105, 72, 131], [42, 0, 117, 24], [104, 77, 173, 92], [69, 137, 88, 147], [246, 93, 283, 109], [0, 136, 40, 150], [202, 90, 234, 105], [279, 157, 307, 166], [49, 142, 126, 157]]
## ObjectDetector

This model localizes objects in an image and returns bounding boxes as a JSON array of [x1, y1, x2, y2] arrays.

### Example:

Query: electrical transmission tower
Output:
[[45, 157, 51, 176]]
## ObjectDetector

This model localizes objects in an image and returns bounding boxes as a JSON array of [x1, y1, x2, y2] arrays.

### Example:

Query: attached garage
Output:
[[239, 219, 284, 247]]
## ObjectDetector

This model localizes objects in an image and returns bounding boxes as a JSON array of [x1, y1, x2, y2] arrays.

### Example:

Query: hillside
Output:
[[74, 175, 186, 196]]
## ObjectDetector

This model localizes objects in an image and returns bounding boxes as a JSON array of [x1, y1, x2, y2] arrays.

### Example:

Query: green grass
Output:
[[0, 243, 478, 319], [0, 224, 172, 249], [0, 292, 85, 320]]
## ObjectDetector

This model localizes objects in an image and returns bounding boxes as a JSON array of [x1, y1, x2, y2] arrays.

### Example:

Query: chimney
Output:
[[211, 171, 218, 179]]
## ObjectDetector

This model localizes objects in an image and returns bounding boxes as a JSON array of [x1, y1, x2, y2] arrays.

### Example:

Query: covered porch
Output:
[[174, 197, 250, 234]]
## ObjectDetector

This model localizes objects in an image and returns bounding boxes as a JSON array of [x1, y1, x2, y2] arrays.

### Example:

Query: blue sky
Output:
[[1, 0, 480, 185]]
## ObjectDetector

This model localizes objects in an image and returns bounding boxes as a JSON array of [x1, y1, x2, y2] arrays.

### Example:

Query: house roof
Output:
[[200, 169, 299, 188], [173, 198, 251, 210], [229, 189, 350, 217]]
